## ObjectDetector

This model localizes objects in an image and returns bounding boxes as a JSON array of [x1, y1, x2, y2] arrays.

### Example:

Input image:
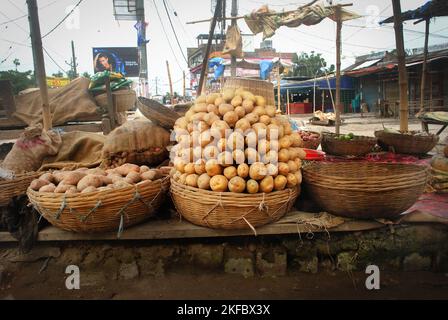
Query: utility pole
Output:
[[155, 77, 159, 95], [335, 5, 342, 135], [137, 0, 148, 97], [71, 40, 77, 78], [183, 71, 186, 98], [230, 0, 237, 76], [27, 0, 52, 130], [166, 61, 174, 105]]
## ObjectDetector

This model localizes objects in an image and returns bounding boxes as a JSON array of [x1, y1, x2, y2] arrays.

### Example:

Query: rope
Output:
[[116, 189, 141, 238], [202, 192, 223, 224], [242, 217, 257, 237], [80, 200, 102, 223], [54, 195, 67, 220]]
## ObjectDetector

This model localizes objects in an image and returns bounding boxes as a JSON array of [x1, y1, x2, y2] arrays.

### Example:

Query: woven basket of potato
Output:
[[171, 179, 300, 231], [26, 165, 170, 235], [0, 171, 40, 207]]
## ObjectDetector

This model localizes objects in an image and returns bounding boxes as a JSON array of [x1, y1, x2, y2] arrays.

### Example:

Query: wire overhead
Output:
[[161, 0, 189, 64], [42, 0, 83, 39]]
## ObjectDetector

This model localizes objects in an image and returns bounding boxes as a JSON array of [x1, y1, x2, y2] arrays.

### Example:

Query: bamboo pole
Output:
[[183, 71, 186, 98], [419, 18, 430, 114], [335, 6, 342, 135], [166, 61, 174, 105], [277, 63, 281, 112], [231, 0, 237, 77], [286, 89, 290, 115], [27, 0, 52, 130], [197, 0, 222, 96], [392, 0, 409, 132]]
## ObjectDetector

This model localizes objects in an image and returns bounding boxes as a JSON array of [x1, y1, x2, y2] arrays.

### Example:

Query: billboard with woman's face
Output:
[[92, 47, 140, 77]]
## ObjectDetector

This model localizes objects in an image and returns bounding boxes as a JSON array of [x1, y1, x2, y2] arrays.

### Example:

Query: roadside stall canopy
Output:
[[278, 75, 354, 94]]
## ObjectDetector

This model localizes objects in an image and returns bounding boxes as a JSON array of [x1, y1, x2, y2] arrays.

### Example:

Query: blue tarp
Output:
[[208, 57, 225, 79], [260, 60, 274, 80], [279, 76, 354, 94]]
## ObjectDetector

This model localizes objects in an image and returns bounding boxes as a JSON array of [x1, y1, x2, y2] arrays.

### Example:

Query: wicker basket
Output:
[[223, 77, 275, 106], [137, 97, 181, 130], [95, 89, 137, 112], [170, 179, 300, 231], [303, 162, 428, 219], [321, 133, 377, 156], [300, 131, 322, 150], [375, 130, 439, 155], [0, 171, 40, 207], [27, 176, 170, 234]]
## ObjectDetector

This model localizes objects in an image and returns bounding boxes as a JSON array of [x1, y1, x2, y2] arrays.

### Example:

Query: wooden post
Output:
[[335, 6, 342, 135], [286, 89, 290, 115], [392, 0, 409, 132], [277, 63, 281, 112], [419, 18, 430, 114], [71, 40, 78, 79], [27, 0, 52, 130], [166, 61, 174, 105], [183, 71, 186, 98], [105, 77, 116, 130], [197, 0, 223, 96], [230, 0, 238, 77]]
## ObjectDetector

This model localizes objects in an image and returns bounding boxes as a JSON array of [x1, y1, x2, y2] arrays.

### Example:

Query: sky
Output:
[[1, 0, 448, 95]]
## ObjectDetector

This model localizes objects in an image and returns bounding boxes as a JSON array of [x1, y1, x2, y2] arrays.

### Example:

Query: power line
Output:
[[165, 0, 195, 47], [151, 0, 184, 71], [161, 0, 188, 64], [42, 0, 83, 39], [0, 10, 28, 34], [43, 46, 69, 74], [0, 0, 60, 26]]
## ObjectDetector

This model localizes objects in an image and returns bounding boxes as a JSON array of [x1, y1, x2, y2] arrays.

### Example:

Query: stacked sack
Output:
[[170, 88, 306, 193], [429, 146, 448, 193]]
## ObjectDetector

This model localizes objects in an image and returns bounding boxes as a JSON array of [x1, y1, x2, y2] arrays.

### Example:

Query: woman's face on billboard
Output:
[[99, 56, 110, 69]]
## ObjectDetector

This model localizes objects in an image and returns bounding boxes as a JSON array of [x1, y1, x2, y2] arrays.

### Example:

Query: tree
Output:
[[52, 71, 64, 78], [0, 69, 35, 94], [287, 51, 335, 77], [82, 72, 91, 79], [13, 59, 20, 71]]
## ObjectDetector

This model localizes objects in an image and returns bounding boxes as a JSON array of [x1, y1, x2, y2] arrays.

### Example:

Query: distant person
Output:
[[360, 101, 369, 118], [94, 53, 114, 72]]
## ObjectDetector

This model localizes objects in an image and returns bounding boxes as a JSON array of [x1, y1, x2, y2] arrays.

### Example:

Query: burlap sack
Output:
[[101, 120, 171, 168], [223, 25, 243, 58], [0, 125, 62, 174]]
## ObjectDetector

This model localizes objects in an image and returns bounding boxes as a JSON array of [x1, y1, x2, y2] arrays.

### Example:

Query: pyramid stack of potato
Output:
[[170, 88, 305, 194]]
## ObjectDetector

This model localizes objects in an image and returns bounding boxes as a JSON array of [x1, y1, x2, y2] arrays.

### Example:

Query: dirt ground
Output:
[[1, 261, 448, 300]]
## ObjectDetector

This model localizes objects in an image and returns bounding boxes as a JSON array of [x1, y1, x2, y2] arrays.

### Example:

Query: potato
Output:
[[274, 175, 287, 191], [174, 117, 188, 130], [39, 183, 56, 193], [108, 173, 124, 183], [87, 168, 107, 176], [290, 132, 303, 147], [237, 163, 249, 178], [159, 166, 172, 175], [288, 160, 298, 173], [246, 179, 259, 194], [245, 131, 257, 148], [235, 118, 251, 132], [126, 171, 141, 184], [55, 183, 76, 194], [279, 135, 292, 149], [260, 176, 274, 193], [30, 179, 50, 191], [193, 146, 203, 160], [278, 162, 290, 176], [223, 166, 237, 180], [39, 173, 54, 183], [252, 123, 267, 139], [196, 173, 210, 190], [75, 167, 89, 173], [286, 173, 298, 188], [217, 151, 233, 167], [60, 172, 86, 186], [232, 149, 245, 164], [196, 95, 207, 104], [227, 131, 244, 151], [241, 91, 256, 102], [175, 159, 187, 173], [184, 109, 195, 122], [223, 111, 239, 127], [177, 134, 192, 148], [195, 120, 210, 133], [203, 145, 220, 160], [255, 95, 266, 107], [187, 122, 194, 133], [214, 97, 225, 108], [257, 139, 270, 154], [228, 176, 246, 193], [245, 148, 260, 163], [264, 150, 278, 164], [81, 186, 98, 193], [295, 171, 302, 184], [253, 106, 267, 117], [178, 173, 188, 185], [245, 112, 259, 125], [206, 93, 220, 105], [222, 88, 235, 102], [259, 115, 271, 125], [194, 103, 208, 113], [180, 147, 194, 162], [266, 163, 278, 177], [204, 112, 220, 126], [116, 164, 140, 176], [235, 88, 245, 96], [77, 174, 104, 191], [279, 149, 290, 163], [249, 162, 267, 180], [173, 171, 182, 182], [140, 165, 150, 173], [234, 106, 245, 119], [211, 120, 230, 138], [205, 159, 223, 177], [289, 147, 306, 160], [184, 163, 196, 175], [194, 160, 206, 175], [97, 186, 113, 192], [210, 175, 228, 192], [265, 105, 276, 117], [52, 171, 71, 184], [269, 140, 279, 153], [114, 180, 133, 189], [207, 104, 219, 116], [191, 112, 207, 122], [65, 187, 79, 195], [231, 95, 243, 107], [294, 158, 302, 169], [242, 99, 254, 113], [218, 103, 234, 116], [186, 174, 199, 188]]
